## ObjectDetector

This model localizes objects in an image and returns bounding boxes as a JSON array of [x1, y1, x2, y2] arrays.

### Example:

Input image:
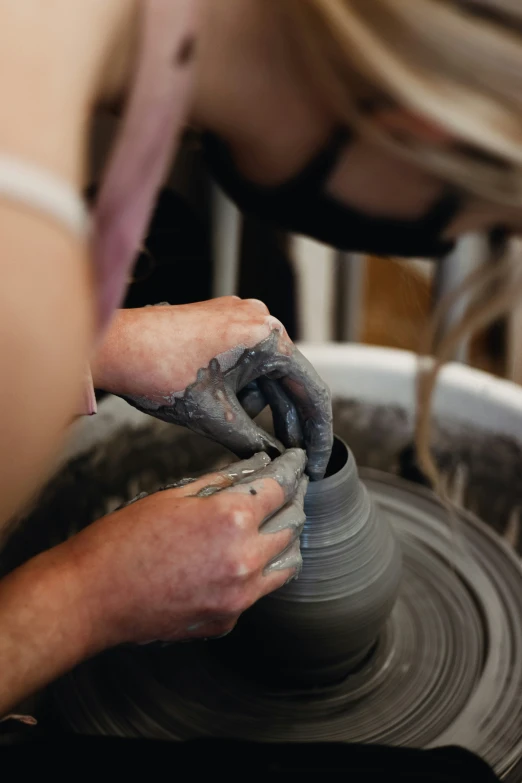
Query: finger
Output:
[[238, 381, 267, 419], [226, 448, 307, 510], [224, 331, 333, 480], [216, 396, 284, 459], [278, 347, 333, 481], [259, 543, 302, 597], [260, 476, 308, 535], [258, 527, 299, 571], [174, 453, 272, 498], [180, 365, 285, 460], [244, 298, 270, 314], [258, 378, 304, 449], [258, 566, 300, 598]]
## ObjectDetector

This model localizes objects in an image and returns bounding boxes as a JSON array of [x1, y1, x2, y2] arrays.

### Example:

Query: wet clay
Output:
[[236, 437, 402, 685], [3, 401, 522, 781], [37, 471, 520, 782], [120, 329, 333, 481], [48, 474, 522, 782]]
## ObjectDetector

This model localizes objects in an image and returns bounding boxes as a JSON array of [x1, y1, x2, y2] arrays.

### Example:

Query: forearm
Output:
[[90, 308, 136, 393], [91, 306, 190, 396], [0, 544, 96, 717]]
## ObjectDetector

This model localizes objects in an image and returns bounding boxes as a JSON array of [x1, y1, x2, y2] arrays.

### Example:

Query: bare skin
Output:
[[0, 450, 306, 716], [189, 0, 522, 237], [0, 0, 514, 524], [1, 0, 520, 718], [92, 298, 332, 479], [92, 298, 282, 398]]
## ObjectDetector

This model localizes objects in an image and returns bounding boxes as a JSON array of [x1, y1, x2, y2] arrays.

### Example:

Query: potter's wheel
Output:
[[50, 471, 522, 782]]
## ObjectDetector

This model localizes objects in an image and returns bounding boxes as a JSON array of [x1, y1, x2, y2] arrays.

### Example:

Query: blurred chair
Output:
[[210, 189, 496, 365]]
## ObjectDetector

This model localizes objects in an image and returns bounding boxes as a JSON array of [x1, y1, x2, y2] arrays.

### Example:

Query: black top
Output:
[[203, 129, 464, 259]]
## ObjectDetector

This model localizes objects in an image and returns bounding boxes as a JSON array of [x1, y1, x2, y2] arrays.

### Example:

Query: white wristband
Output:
[[0, 155, 90, 237]]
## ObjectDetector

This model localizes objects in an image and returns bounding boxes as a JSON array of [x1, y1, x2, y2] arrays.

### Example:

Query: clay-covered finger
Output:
[[260, 476, 308, 535], [234, 448, 307, 504], [193, 453, 272, 497], [258, 566, 300, 598], [279, 347, 333, 481], [175, 372, 284, 460], [238, 381, 267, 419], [257, 527, 299, 572], [209, 396, 284, 460], [258, 378, 304, 449], [259, 543, 302, 598], [122, 358, 284, 461], [172, 453, 272, 498]]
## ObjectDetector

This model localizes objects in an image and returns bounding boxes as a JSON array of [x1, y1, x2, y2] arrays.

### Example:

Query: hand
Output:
[[64, 450, 308, 647], [91, 298, 333, 480]]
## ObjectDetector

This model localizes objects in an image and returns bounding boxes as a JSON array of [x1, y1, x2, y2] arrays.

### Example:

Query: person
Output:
[[0, 0, 335, 719], [0, 2, 515, 772]]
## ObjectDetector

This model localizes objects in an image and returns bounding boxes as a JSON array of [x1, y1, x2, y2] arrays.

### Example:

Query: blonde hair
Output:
[[280, 0, 522, 494]]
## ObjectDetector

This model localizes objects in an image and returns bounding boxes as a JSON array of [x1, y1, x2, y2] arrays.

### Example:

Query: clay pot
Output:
[[238, 436, 403, 686]]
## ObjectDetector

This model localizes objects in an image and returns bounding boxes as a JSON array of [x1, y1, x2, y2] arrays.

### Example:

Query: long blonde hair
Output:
[[281, 0, 522, 492]]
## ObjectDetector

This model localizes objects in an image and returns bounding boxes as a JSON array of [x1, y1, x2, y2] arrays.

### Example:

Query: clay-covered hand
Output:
[[91, 298, 332, 480], [61, 450, 308, 647]]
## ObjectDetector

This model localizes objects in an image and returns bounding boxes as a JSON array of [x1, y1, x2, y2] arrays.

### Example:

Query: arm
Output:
[[0, 206, 92, 526], [0, 543, 95, 716], [0, 451, 306, 717], [0, 1, 134, 525]]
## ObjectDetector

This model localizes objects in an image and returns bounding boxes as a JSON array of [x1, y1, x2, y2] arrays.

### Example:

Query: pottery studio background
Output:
[[90, 110, 519, 385]]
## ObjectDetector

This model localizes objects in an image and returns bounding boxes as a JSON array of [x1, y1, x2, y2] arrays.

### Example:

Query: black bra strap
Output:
[[202, 128, 352, 196], [423, 187, 463, 236], [285, 128, 352, 192]]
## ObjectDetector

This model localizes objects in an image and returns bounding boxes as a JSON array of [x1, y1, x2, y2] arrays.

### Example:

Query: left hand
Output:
[[91, 298, 332, 480]]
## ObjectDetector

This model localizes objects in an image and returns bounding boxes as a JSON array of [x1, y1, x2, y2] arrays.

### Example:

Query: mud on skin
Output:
[[121, 329, 333, 481], [120, 450, 308, 581]]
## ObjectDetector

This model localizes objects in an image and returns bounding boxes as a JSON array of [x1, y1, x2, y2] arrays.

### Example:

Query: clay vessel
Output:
[[238, 436, 403, 686]]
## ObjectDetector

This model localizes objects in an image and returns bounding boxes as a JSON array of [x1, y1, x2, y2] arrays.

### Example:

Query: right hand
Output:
[[92, 300, 333, 480], [64, 449, 308, 650]]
